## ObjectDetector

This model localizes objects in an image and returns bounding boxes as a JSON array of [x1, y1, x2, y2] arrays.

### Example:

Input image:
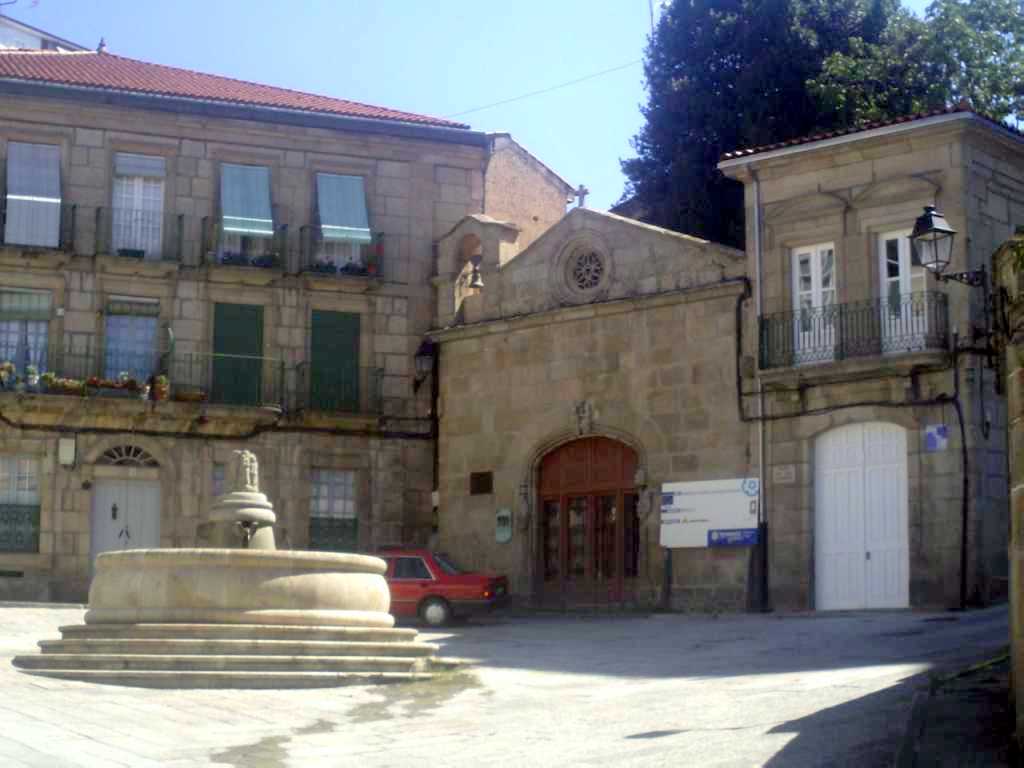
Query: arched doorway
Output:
[[537, 436, 640, 606], [89, 445, 162, 574]]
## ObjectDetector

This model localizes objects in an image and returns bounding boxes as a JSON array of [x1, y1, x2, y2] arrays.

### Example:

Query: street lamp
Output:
[[911, 206, 975, 285]]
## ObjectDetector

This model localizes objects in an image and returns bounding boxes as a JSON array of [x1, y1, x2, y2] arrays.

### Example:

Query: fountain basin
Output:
[[85, 549, 394, 629]]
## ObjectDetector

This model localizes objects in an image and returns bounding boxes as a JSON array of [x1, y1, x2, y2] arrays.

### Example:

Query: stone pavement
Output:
[[0, 603, 1009, 767]]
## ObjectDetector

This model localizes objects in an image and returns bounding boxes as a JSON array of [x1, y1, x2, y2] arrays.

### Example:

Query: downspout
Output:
[[751, 167, 770, 612]]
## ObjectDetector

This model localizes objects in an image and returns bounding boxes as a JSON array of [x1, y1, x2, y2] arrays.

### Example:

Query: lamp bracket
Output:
[[937, 269, 986, 288]]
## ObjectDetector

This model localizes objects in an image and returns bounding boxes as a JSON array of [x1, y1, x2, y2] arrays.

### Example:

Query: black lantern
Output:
[[413, 340, 436, 393], [468, 263, 484, 289], [910, 205, 957, 276]]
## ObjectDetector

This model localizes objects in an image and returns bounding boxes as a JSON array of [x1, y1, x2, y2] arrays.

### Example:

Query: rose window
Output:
[[570, 250, 605, 291]]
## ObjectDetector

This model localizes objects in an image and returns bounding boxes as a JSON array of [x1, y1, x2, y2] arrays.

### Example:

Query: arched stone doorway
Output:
[[537, 436, 640, 606]]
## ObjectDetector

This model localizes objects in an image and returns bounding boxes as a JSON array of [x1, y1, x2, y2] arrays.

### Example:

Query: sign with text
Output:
[[660, 478, 759, 548]]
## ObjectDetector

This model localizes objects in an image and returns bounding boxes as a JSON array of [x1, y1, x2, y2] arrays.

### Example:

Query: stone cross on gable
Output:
[[575, 184, 590, 209]]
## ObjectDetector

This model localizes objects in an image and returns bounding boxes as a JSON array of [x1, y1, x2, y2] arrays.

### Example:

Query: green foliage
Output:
[[623, 0, 1024, 248]]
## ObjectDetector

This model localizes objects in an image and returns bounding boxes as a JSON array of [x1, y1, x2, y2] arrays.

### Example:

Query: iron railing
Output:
[[167, 350, 286, 408], [201, 216, 287, 269], [298, 225, 380, 278], [0, 200, 77, 252], [759, 291, 949, 369], [95, 207, 185, 262], [0, 504, 40, 553], [293, 363, 383, 414]]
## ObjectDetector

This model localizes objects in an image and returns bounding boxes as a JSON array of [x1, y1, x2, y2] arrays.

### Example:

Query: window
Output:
[[308, 469, 357, 552], [309, 310, 359, 412], [315, 173, 370, 271], [112, 153, 166, 260], [220, 163, 273, 263], [432, 552, 464, 576], [878, 230, 932, 353], [0, 455, 40, 553], [791, 243, 837, 365], [103, 297, 159, 381], [393, 557, 433, 580], [0, 289, 50, 377], [4, 142, 61, 248]]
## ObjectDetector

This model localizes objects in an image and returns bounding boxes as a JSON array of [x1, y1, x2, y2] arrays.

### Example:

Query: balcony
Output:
[[759, 291, 949, 369], [293, 363, 383, 415], [0, 200, 77, 252], [166, 350, 286, 408], [0, 333, 160, 398], [201, 217, 287, 269], [95, 207, 185, 262], [298, 226, 380, 278]]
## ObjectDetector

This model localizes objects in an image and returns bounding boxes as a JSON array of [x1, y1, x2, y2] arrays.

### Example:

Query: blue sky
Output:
[[7, 0, 931, 211]]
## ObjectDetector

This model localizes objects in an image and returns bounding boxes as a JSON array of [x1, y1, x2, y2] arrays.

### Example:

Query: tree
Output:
[[811, 0, 1024, 126], [622, 0, 1024, 248]]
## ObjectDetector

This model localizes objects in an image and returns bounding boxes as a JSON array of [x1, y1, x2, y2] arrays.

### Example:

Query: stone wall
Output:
[[433, 207, 753, 609], [0, 417, 432, 602], [721, 115, 1022, 610], [0, 91, 565, 600], [483, 134, 572, 250]]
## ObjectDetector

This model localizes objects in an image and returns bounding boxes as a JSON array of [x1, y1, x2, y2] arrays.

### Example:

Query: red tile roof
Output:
[[719, 103, 1021, 162], [0, 49, 469, 130]]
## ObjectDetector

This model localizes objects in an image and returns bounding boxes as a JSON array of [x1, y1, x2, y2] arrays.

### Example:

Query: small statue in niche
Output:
[[574, 400, 595, 436], [232, 450, 260, 492]]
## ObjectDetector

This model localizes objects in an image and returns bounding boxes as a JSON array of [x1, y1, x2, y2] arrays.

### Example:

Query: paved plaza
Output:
[[0, 603, 1008, 767]]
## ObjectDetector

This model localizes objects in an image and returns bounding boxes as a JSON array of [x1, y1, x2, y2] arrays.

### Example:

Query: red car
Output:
[[378, 548, 508, 626]]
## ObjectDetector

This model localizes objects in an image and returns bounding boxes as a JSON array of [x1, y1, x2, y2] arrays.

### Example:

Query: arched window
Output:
[[97, 445, 159, 467]]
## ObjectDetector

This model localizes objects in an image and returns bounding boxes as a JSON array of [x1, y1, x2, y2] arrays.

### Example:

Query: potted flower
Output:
[[310, 260, 337, 274], [25, 365, 39, 391], [40, 371, 57, 392], [153, 375, 170, 401], [0, 361, 15, 390]]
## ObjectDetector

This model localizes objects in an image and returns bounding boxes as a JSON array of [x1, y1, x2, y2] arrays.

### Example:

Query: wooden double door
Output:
[[537, 437, 640, 606]]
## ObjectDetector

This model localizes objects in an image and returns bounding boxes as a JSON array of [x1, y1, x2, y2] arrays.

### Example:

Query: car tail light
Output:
[[483, 590, 492, 598]]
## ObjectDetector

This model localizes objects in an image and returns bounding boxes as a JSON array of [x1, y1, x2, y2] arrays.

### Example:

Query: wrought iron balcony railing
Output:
[[759, 291, 949, 369], [298, 225, 380, 278], [293, 363, 383, 415], [201, 216, 288, 269], [167, 350, 287, 408], [0, 200, 77, 252], [95, 207, 186, 262]]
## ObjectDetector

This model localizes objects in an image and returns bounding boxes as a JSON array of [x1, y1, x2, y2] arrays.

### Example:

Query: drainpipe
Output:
[[751, 168, 770, 612]]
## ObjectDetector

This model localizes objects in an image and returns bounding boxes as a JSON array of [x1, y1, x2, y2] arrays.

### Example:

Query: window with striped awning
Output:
[[220, 163, 273, 237], [4, 142, 61, 248]]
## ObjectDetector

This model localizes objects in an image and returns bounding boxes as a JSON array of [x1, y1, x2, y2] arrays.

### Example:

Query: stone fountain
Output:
[[12, 451, 443, 687]]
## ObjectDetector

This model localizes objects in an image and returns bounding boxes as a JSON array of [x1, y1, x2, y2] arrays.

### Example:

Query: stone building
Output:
[[432, 106, 1023, 612], [720, 107, 1022, 610], [0, 47, 570, 601]]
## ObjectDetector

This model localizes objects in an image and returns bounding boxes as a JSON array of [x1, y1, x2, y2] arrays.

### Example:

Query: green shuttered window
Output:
[[310, 310, 359, 412], [212, 303, 264, 406]]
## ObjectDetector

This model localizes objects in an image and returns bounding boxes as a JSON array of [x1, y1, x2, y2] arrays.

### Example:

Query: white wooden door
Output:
[[879, 231, 929, 353], [815, 423, 909, 610], [792, 243, 837, 364], [90, 479, 161, 573]]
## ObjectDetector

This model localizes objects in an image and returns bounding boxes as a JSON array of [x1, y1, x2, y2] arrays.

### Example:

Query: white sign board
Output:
[[660, 478, 760, 548]]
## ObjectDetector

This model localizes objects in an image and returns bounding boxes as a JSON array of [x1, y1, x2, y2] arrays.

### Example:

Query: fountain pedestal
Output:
[[12, 450, 448, 687]]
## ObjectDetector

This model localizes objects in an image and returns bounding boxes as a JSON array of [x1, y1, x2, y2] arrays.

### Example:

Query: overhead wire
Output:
[[444, 59, 642, 118]]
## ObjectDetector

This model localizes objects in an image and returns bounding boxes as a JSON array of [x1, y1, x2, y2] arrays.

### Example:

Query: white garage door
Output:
[[815, 422, 909, 610]]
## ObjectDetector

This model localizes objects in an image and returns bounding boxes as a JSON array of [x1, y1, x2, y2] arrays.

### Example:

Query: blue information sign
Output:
[[707, 528, 759, 547]]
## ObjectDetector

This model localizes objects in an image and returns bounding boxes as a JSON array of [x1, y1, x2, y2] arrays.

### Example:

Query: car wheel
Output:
[[419, 597, 452, 627]]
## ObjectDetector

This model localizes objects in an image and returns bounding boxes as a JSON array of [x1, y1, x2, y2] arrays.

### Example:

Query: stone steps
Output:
[[14, 653, 426, 673], [14, 668, 431, 689], [12, 621, 448, 688], [57, 623, 419, 642], [39, 638, 438, 657]]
